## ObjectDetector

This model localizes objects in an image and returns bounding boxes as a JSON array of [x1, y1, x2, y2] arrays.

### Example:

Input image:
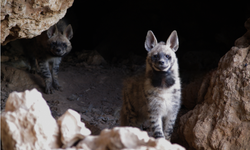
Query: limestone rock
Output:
[[179, 45, 250, 149], [1, 88, 61, 150], [57, 109, 91, 148], [1, 0, 74, 45], [235, 18, 250, 48], [76, 127, 185, 150], [1, 89, 185, 150]]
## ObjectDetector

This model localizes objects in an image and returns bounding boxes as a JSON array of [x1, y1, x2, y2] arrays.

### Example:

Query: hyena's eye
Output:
[[62, 43, 67, 48], [51, 42, 56, 47], [153, 55, 158, 58], [165, 55, 171, 59]]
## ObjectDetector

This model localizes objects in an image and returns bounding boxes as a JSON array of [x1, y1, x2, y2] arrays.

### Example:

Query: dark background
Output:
[[65, 1, 250, 64]]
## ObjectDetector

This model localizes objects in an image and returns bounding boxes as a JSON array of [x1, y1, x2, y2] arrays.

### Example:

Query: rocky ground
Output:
[[1, 44, 129, 135], [1, 39, 217, 147]]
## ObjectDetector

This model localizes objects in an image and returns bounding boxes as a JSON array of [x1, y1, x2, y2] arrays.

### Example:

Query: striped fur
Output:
[[23, 19, 73, 94], [120, 30, 181, 140]]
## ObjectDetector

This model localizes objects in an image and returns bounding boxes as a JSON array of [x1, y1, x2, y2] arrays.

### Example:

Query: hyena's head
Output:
[[46, 24, 73, 57], [145, 30, 179, 72]]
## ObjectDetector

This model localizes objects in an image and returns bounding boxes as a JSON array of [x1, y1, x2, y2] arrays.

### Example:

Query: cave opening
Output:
[[1, 1, 250, 148]]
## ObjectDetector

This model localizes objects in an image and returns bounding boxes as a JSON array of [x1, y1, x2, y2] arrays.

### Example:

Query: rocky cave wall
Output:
[[178, 18, 250, 150], [1, 0, 74, 45]]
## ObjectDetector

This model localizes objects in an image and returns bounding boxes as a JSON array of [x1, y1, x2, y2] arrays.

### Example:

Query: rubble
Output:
[[76, 127, 185, 150], [1, 89, 185, 150]]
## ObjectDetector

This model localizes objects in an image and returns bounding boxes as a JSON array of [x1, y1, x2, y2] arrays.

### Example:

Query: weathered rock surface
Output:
[[77, 127, 185, 150], [179, 36, 250, 149], [1, 89, 61, 150], [1, 0, 74, 45], [57, 109, 91, 148]]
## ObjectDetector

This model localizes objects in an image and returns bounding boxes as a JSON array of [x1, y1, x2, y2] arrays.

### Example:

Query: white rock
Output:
[[76, 127, 185, 150], [57, 109, 91, 148], [0, 89, 185, 150], [1, 89, 61, 150]]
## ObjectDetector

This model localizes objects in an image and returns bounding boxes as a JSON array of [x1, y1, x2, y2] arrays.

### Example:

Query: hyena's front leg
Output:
[[52, 58, 62, 91], [38, 61, 53, 94], [163, 109, 179, 140], [121, 94, 139, 127], [26, 55, 37, 74], [149, 110, 164, 139]]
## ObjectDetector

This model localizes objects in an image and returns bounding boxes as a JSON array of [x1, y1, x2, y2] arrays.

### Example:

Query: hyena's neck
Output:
[[146, 62, 177, 88]]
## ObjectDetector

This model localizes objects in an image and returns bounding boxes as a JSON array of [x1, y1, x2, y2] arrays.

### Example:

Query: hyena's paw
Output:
[[153, 132, 165, 139], [45, 85, 54, 94], [53, 82, 63, 91]]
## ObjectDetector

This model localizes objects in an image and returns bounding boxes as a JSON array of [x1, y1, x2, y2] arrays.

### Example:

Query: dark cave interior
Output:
[[2, 1, 250, 70], [66, 1, 249, 61]]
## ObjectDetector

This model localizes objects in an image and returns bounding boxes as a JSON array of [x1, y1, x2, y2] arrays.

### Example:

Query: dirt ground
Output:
[[1, 52, 130, 135], [1, 40, 215, 146]]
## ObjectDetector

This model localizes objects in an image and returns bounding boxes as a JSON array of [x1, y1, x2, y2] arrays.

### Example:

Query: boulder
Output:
[[1, 89, 61, 150], [1, 0, 74, 45], [179, 27, 250, 149], [57, 109, 91, 148]]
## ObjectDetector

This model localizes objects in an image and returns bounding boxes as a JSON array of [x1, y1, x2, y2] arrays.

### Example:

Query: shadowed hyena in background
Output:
[[120, 30, 181, 140], [23, 19, 73, 94]]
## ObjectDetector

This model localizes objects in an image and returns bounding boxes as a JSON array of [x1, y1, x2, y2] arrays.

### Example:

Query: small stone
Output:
[[67, 94, 79, 101]]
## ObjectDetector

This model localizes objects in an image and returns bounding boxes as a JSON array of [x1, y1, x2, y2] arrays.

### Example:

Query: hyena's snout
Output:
[[152, 53, 171, 71], [52, 45, 67, 56], [56, 47, 62, 52], [158, 59, 165, 65]]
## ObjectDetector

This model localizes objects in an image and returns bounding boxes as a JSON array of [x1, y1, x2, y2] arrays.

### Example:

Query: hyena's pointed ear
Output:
[[47, 25, 58, 38], [145, 30, 158, 52], [63, 24, 73, 40], [166, 30, 179, 52]]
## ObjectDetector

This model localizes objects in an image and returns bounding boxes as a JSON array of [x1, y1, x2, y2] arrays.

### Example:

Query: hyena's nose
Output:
[[158, 61, 164, 65], [56, 48, 61, 52]]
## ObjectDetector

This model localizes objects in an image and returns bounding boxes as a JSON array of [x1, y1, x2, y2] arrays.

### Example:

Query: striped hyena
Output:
[[120, 30, 181, 140], [23, 19, 73, 94]]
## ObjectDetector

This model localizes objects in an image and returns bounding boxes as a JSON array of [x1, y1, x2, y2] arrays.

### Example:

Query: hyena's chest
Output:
[[37, 57, 62, 70], [146, 87, 179, 115]]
